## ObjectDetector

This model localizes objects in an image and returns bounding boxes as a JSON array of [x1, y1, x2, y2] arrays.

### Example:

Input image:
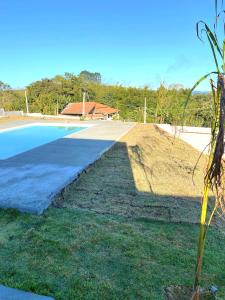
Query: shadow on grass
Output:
[[54, 138, 208, 225]]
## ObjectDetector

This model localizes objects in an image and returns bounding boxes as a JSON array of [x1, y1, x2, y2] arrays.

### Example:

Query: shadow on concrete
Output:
[[1, 137, 115, 166], [0, 137, 118, 214]]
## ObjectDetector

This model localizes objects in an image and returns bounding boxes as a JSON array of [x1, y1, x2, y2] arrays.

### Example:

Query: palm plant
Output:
[[187, 1, 225, 298]]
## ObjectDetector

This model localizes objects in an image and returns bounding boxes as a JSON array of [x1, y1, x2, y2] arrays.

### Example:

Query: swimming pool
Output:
[[0, 123, 87, 159]]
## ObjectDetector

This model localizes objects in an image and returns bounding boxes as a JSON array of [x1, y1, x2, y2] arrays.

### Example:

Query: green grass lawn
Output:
[[0, 209, 225, 299], [0, 124, 225, 299]]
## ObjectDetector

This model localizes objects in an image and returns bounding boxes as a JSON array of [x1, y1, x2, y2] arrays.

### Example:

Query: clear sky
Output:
[[0, 0, 219, 90]]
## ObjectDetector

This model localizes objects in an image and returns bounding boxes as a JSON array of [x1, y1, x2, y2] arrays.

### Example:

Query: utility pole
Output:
[[56, 96, 59, 116], [143, 97, 147, 124], [25, 89, 29, 114], [82, 91, 86, 117]]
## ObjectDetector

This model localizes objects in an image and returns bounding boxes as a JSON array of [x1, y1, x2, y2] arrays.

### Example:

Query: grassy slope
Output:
[[0, 124, 224, 299]]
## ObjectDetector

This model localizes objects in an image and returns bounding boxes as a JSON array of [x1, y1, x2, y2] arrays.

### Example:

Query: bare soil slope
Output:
[[55, 124, 207, 224]]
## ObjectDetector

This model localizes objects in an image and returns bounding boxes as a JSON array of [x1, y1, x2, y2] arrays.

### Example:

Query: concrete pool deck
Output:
[[157, 124, 211, 154], [0, 285, 54, 300], [0, 119, 134, 214]]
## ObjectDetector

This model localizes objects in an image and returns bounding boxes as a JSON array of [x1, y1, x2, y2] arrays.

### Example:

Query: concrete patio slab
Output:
[[0, 285, 54, 300], [0, 120, 134, 214]]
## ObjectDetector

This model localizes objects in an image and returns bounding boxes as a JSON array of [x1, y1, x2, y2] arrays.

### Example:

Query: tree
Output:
[[79, 70, 101, 84], [168, 83, 185, 90], [0, 81, 11, 91], [0, 72, 213, 126], [155, 83, 168, 123], [186, 1, 225, 298]]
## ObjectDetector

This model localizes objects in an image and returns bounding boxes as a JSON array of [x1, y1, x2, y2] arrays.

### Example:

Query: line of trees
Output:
[[0, 71, 213, 126]]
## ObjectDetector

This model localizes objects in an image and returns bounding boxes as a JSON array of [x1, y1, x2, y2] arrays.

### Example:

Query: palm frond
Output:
[[197, 21, 223, 58], [183, 72, 219, 111]]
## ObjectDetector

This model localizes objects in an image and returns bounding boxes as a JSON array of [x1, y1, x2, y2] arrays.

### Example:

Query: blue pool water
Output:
[[0, 125, 86, 159]]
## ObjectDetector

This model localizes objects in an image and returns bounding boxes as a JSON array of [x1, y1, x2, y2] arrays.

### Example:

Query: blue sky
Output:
[[0, 0, 219, 90]]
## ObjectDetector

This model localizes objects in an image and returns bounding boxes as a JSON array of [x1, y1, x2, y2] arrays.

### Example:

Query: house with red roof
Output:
[[61, 102, 119, 120]]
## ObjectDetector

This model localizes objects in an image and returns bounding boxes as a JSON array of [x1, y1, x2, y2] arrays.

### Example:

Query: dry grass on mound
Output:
[[54, 124, 209, 224]]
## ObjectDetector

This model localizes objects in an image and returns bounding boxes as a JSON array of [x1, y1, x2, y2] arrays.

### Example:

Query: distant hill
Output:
[[192, 91, 210, 95]]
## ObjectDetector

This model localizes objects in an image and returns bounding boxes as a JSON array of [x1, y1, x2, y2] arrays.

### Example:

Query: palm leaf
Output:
[[183, 72, 219, 112], [223, 40, 225, 69], [197, 21, 223, 58], [205, 29, 221, 72], [215, 0, 224, 16]]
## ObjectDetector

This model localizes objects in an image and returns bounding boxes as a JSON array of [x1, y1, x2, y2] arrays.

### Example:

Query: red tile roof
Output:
[[61, 102, 119, 116]]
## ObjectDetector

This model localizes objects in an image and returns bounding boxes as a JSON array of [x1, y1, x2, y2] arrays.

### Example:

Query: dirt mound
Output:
[[54, 124, 209, 224]]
